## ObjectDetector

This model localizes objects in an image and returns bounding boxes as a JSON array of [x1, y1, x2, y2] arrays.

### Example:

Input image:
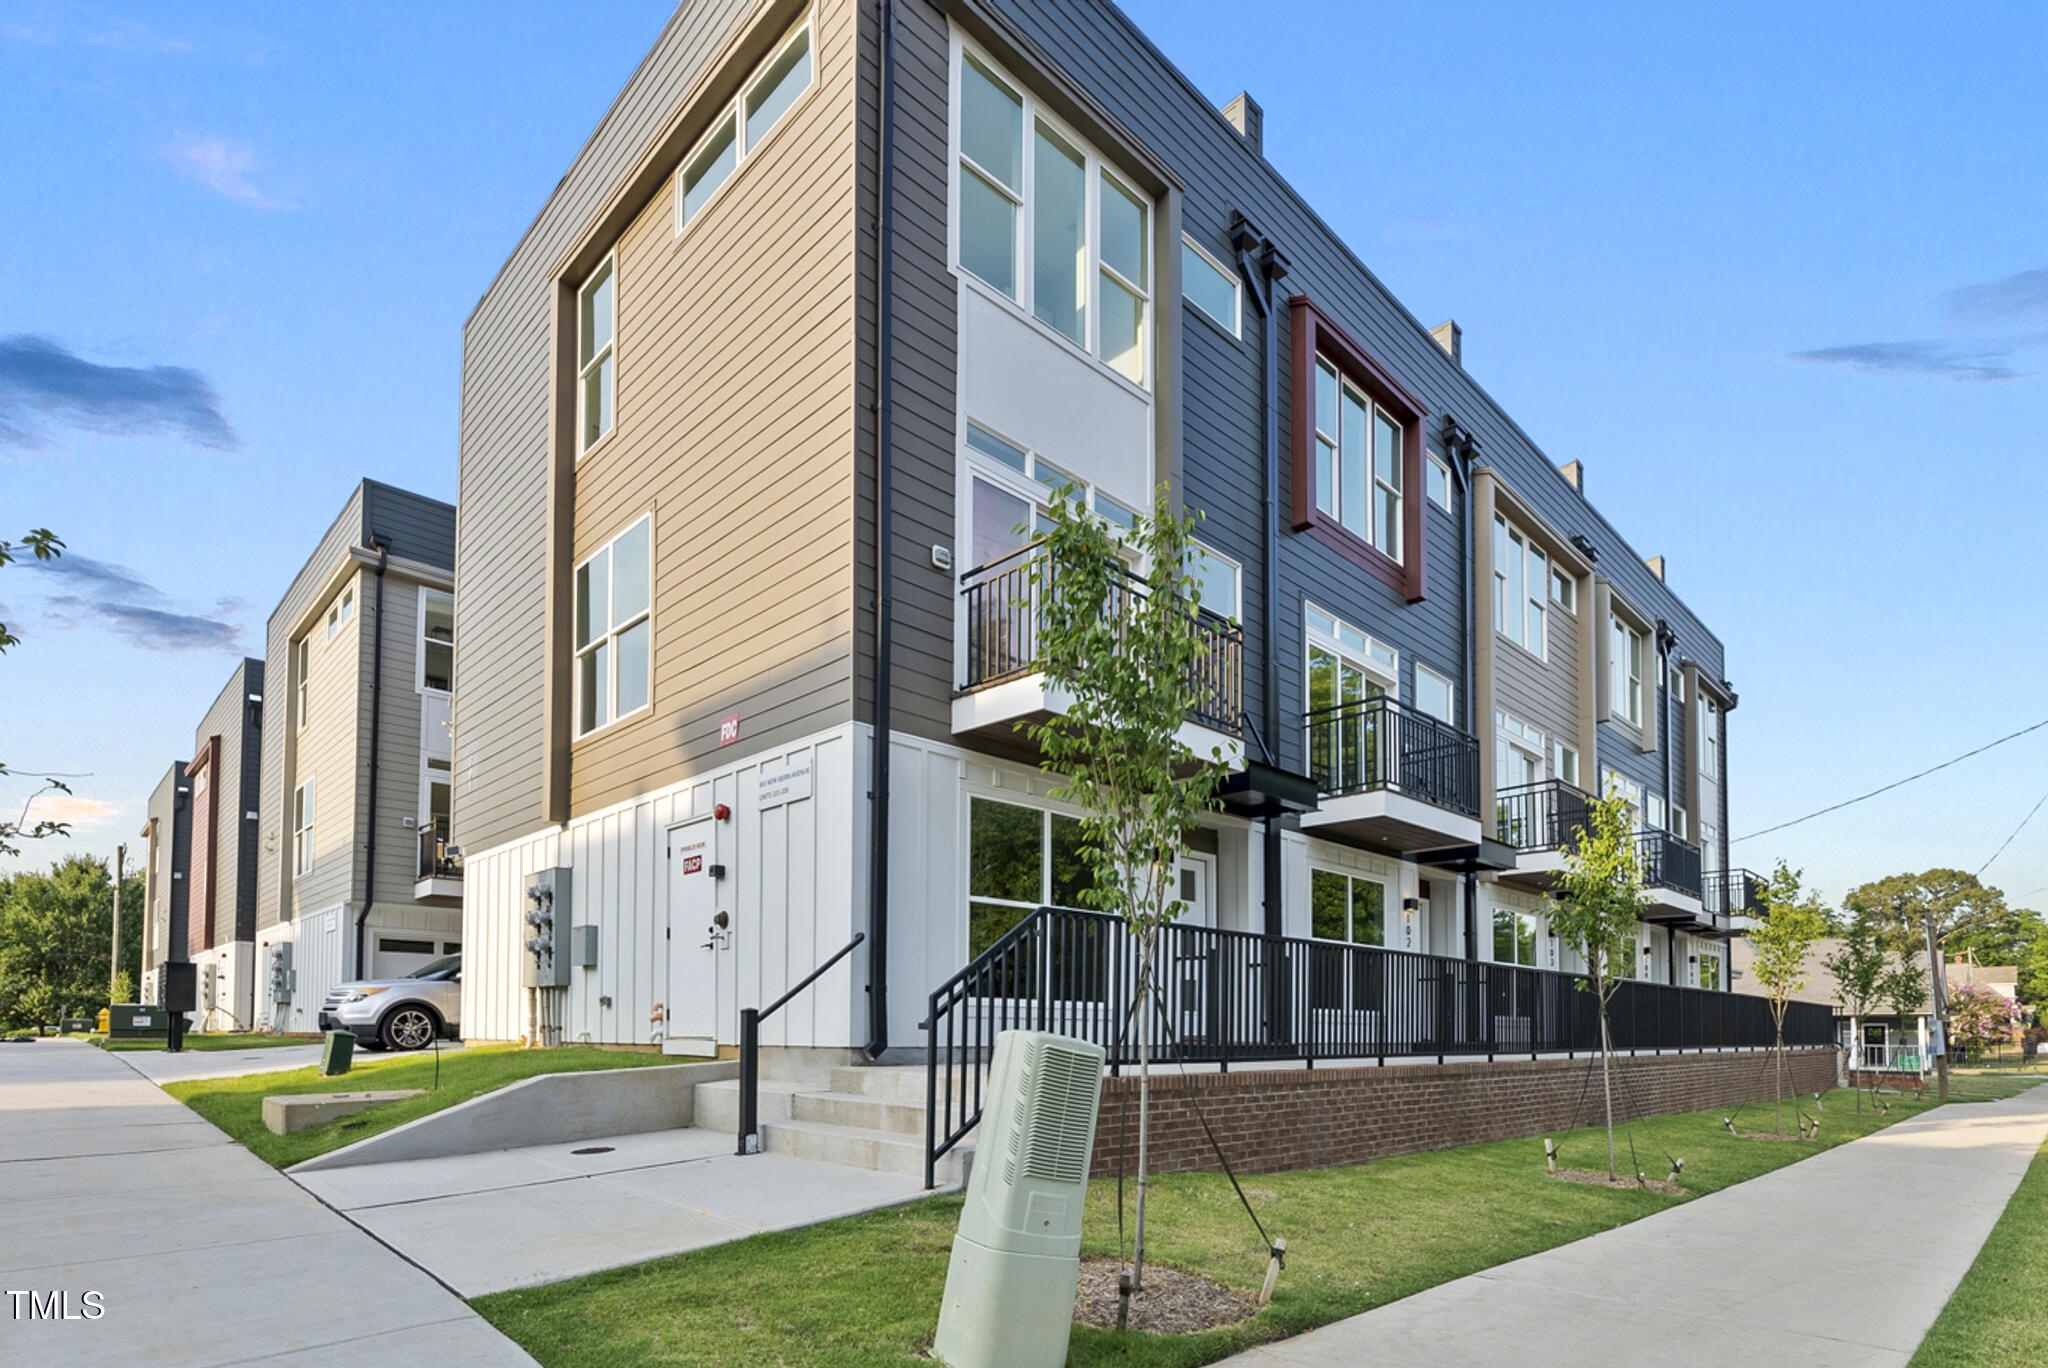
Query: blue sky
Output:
[[3, 1, 2045, 912]]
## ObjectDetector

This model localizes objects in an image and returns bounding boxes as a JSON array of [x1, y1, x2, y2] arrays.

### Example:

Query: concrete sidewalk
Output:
[[0, 1040, 534, 1368], [1218, 1082, 2048, 1368]]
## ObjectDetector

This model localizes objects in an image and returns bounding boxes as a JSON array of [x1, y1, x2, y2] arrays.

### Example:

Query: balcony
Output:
[[1701, 867, 1765, 937], [1494, 779, 1594, 890], [415, 826, 462, 901], [1297, 696, 1490, 858], [1636, 828, 1704, 925], [952, 546, 1244, 761]]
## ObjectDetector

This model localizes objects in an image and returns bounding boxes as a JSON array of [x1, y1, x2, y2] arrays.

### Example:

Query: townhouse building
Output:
[[252, 480, 463, 1034], [452, 0, 1762, 1066], [137, 761, 188, 1008]]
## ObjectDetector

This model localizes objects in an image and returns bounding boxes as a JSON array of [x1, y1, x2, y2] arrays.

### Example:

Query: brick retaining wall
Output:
[[1090, 1048, 1839, 1177]]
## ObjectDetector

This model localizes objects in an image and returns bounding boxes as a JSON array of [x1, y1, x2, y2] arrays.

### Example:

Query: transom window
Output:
[[676, 16, 814, 229], [577, 257, 615, 454], [1180, 234, 1239, 336], [292, 780, 314, 879], [955, 44, 1152, 385], [1493, 515, 1547, 659], [1313, 357, 1403, 559], [419, 590, 453, 694], [963, 421, 1137, 569], [574, 516, 652, 737], [1610, 615, 1645, 726]]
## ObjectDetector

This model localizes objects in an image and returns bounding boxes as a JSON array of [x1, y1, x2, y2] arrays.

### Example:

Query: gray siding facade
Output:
[[191, 659, 264, 947]]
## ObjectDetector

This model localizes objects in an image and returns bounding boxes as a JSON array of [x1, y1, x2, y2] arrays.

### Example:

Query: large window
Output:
[[292, 780, 314, 879], [419, 590, 453, 694], [1313, 357, 1403, 560], [1310, 867, 1387, 1010], [676, 16, 814, 228], [1610, 615, 1644, 726], [968, 796, 1099, 957], [1492, 515, 1547, 659], [294, 636, 309, 733], [963, 421, 1137, 569], [1495, 710, 1544, 792], [1306, 605, 1396, 716], [1180, 234, 1239, 336], [955, 44, 1151, 385], [578, 257, 615, 454], [1493, 904, 1538, 966], [575, 516, 652, 737]]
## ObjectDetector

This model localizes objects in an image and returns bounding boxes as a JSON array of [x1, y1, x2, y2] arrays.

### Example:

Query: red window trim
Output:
[[1288, 295, 1429, 602]]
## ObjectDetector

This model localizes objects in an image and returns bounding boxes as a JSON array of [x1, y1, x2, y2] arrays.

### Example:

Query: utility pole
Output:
[[110, 843, 126, 999], [1924, 912, 1950, 1100]]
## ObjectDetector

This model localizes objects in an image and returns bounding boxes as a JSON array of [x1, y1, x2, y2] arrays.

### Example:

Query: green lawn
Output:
[[165, 1043, 672, 1168], [476, 1082, 2014, 1368], [1912, 1128, 2048, 1365], [96, 1031, 321, 1053]]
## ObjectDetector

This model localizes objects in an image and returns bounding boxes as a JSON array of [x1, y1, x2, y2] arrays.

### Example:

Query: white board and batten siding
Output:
[[461, 725, 864, 1049], [261, 904, 347, 1034]]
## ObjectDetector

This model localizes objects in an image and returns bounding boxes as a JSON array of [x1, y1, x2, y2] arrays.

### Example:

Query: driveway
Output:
[[1216, 1081, 2048, 1367], [0, 1039, 534, 1368]]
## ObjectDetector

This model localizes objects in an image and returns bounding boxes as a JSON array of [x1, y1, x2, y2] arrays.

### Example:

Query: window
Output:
[[1426, 454, 1452, 512], [294, 636, 309, 733], [1186, 541, 1240, 620], [1313, 359, 1404, 559], [1551, 568, 1576, 613], [1647, 793, 1666, 833], [420, 590, 453, 693], [1180, 234, 1239, 335], [1609, 616, 1644, 726], [577, 257, 615, 454], [1414, 664, 1454, 724], [956, 44, 1151, 385], [677, 16, 814, 229], [1608, 931, 1638, 981], [962, 421, 1136, 569], [1672, 804, 1688, 840], [325, 584, 354, 640], [1493, 904, 1538, 966], [1310, 867, 1387, 1010], [1699, 954, 1721, 991], [1554, 743, 1579, 789], [968, 796, 1100, 958], [1494, 710, 1544, 792], [1306, 606, 1397, 787], [1491, 516, 1547, 659], [292, 780, 314, 878], [1701, 822, 1718, 872], [574, 516, 652, 737], [425, 756, 452, 839], [1701, 699, 1720, 778], [1602, 767, 1644, 824]]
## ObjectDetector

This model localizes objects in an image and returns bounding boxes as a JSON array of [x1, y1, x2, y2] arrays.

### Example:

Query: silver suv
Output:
[[318, 954, 461, 1051]]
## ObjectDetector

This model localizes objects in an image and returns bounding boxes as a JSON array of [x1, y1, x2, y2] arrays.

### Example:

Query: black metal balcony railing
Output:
[[1494, 779, 1595, 852], [1636, 828, 1703, 898], [922, 905, 1838, 1188], [1703, 868, 1764, 918], [417, 826, 462, 882], [1303, 695, 1480, 817], [959, 545, 1244, 737]]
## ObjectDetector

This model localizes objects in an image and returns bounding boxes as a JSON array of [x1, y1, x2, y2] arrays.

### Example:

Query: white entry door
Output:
[[1165, 853, 1217, 1047], [666, 819, 724, 1054]]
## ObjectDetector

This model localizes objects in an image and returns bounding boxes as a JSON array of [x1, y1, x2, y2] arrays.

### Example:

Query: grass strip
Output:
[[1909, 1125, 2048, 1365]]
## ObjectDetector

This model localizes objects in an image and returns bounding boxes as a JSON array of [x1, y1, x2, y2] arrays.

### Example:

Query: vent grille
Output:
[[1019, 1042, 1099, 1184]]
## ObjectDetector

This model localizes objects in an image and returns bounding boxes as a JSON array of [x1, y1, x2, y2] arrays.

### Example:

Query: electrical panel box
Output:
[[159, 961, 197, 1013], [522, 867, 573, 988], [269, 944, 295, 1003], [571, 924, 600, 969]]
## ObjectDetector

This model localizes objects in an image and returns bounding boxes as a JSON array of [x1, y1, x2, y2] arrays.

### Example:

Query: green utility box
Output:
[[320, 1029, 356, 1077], [106, 1004, 171, 1040]]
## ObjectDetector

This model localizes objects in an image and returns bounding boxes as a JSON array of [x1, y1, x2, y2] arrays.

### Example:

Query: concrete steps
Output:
[[690, 1066, 972, 1187]]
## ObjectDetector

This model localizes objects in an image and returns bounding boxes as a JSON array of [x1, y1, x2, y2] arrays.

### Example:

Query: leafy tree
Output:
[[2020, 932, 2048, 1014], [0, 856, 145, 1030], [1547, 787, 1649, 1179], [1879, 947, 1929, 1020], [1823, 916, 1888, 1111], [1948, 981, 2020, 1058], [1, 528, 71, 857], [1024, 485, 1227, 1289], [1744, 863, 1830, 1135]]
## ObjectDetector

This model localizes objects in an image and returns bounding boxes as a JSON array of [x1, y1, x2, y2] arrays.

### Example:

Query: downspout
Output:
[[1445, 423, 1478, 961], [355, 535, 391, 980], [863, 0, 896, 1059]]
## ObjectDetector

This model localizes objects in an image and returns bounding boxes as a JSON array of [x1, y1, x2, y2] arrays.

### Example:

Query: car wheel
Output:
[[380, 1005, 440, 1052]]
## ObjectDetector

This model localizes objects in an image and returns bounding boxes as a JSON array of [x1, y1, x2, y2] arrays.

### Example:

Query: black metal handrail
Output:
[[958, 545, 1244, 737], [1637, 829, 1704, 897], [1303, 695, 1479, 816], [921, 905, 1834, 1187], [1703, 868, 1764, 918], [417, 826, 461, 881], [737, 931, 865, 1157], [1494, 779, 1595, 852]]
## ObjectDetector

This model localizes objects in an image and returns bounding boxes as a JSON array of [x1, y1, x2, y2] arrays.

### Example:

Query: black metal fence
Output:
[[1303, 695, 1479, 816], [417, 826, 461, 882], [923, 905, 1834, 1187], [958, 545, 1243, 736], [1704, 868, 1764, 917], [1637, 828, 1704, 897], [1495, 779, 1593, 851]]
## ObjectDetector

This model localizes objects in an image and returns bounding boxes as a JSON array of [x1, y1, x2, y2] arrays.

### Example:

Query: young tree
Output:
[[1024, 485, 1227, 1288], [1547, 787, 1649, 1180], [1743, 863, 1830, 1136], [1878, 947, 1930, 1067], [1823, 916, 1888, 1111], [1, 528, 72, 857], [1948, 981, 2021, 1059], [0, 857, 145, 1030]]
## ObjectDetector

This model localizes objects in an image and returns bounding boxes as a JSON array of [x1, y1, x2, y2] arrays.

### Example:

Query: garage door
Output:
[[374, 936, 440, 979]]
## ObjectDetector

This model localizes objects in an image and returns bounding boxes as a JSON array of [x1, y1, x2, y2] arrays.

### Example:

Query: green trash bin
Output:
[[321, 1029, 356, 1077]]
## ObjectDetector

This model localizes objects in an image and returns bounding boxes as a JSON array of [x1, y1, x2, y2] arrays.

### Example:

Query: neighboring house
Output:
[[252, 479, 461, 1033], [451, 0, 1760, 1060]]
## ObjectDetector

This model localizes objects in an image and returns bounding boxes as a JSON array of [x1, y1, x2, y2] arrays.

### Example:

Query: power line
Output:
[[1733, 716, 2048, 844], [1978, 783, 2048, 879]]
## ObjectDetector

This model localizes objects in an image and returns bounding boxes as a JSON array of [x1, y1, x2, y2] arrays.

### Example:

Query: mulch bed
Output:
[[1072, 1256, 1259, 1334], [1551, 1167, 1682, 1195]]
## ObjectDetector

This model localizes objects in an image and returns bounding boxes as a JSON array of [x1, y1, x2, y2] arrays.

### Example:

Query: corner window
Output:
[[677, 16, 814, 229], [1491, 515, 1546, 660], [575, 516, 652, 736], [294, 636, 309, 733], [325, 584, 355, 641], [1551, 568, 1576, 613], [292, 780, 314, 878], [1180, 234, 1239, 336], [1414, 664, 1454, 724], [954, 43, 1152, 386], [420, 590, 453, 694], [1186, 541, 1241, 621], [1426, 454, 1452, 512], [1610, 616, 1644, 726], [578, 257, 616, 454]]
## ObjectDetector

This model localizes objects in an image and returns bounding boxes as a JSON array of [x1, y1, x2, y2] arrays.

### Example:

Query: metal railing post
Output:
[[737, 1006, 760, 1156]]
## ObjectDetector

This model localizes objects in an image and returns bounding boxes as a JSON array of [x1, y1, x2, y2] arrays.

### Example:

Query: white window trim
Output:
[[1187, 538, 1241, 621], [416, 588, 454, 696], [1426, 453, 1453, 512], [1304, 602, 1399, 696], [573, 515, 654, 739], [1492, 514, 1547, 662], [292, 779, 314, 880], [961, 420, 1140, 561], [1414, 662, 1456, 724], [949, 33, 1154, 393], [1550, 567, 1577, 614], [294, 636, 309, 734], [1307, 862, 1393, 950], [1701, 699, 1720, 778], [1610, 615, 1645, 726], [576, 253, 617, 458], [1179, 232, 1240, 337], [325, 584, 355, 641], [1315, 360, 1404, 561], [1553, 742, 1580, 788], [672, 11, 818, 237]]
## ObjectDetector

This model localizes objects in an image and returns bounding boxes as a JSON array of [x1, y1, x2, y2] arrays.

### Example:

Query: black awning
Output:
[[1407, 836, 1519, 874], [1217, 761, 1321, 818]]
